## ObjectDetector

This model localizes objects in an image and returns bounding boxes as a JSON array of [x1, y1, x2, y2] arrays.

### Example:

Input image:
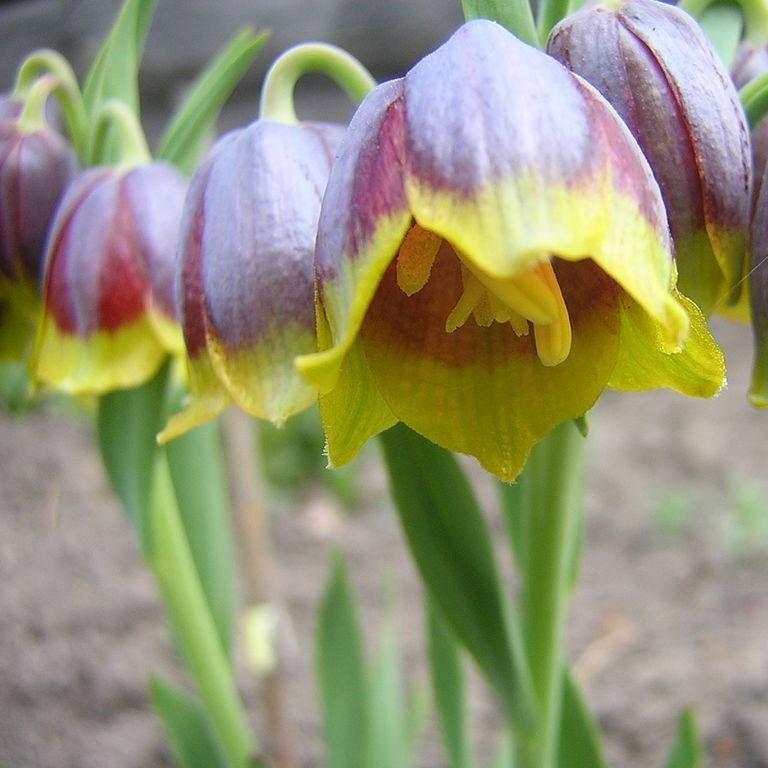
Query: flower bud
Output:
[[0, 119, 77, 284], [548, 0, 752, 316], [159, 120, 344, 442], [31, 161, 187, 393]]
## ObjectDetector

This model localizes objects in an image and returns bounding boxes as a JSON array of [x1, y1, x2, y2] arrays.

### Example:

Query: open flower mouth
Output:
[[395, 223, 572, 366]]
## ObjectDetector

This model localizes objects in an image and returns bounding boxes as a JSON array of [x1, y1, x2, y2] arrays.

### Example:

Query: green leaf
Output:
[[428, 600, 473, 768], [156, 28, 267, 174], [166, 418, 235, 658], [491, 736, 514, 768], [664, 709, 702, 768], [149, 676, 226, 768], [557, 671, 606, 768], [96, 361, 168, 554], [368, 626, 409, 768], [499, 479, 527, 576], [697, 1, 743, 70], [379, 425, 535, 727], [317, 553, 368, 768], [460, 0, 539, 47], [83, 0, 156, 115]]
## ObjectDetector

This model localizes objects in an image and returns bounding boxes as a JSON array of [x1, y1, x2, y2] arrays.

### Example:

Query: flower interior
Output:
[[394, 222, 572, 366]]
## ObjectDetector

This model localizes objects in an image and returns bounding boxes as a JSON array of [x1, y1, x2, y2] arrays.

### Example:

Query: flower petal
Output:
[[31, 169, 167, 393], [317, 296, 396, 467], [609, 290, 725, 397], [358, 248, 621, 480], [399, 19, 687, 349], [296, 80, 412, 394]]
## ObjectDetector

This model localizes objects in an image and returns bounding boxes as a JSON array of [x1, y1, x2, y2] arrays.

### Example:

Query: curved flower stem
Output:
[[221, 410, 297, 768], [517, 420, 585, 768], [681, 0, 768, 45], [259, 43, 376, 124], [15, 72, 88, 159], [741, 71, 768, 128], [151, 456, 259, 768], [89, 98, 152, 167], [13, 48, 79, 97]]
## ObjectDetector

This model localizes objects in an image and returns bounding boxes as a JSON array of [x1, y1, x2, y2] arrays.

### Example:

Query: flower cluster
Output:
[[7, 0, 767, 480]]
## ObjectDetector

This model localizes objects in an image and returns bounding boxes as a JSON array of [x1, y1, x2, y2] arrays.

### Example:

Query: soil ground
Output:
[[1, 319, 767, 768]]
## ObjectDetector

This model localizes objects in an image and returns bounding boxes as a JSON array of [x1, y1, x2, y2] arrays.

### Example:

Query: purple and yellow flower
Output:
[[297, 20, 724, 481], [31, 162, 186, 393], [548, 0, 752, 317], [0, 111, 77, 359], [159, 120, 344, 442]]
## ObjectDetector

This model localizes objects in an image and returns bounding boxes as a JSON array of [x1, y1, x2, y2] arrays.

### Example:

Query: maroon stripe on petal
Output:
[[95, 181, 149, 332], [44, 170, 112, 334], [315, 80, 407, 281]]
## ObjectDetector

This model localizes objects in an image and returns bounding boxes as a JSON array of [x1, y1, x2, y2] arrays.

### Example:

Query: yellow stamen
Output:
[[533, 266, 571, 366], [468, 260, 560, 325], [392, 227, 572, 365], [445, 267, 485, 333], [396, 224, 442, 296], [472, 294, 495, 327]]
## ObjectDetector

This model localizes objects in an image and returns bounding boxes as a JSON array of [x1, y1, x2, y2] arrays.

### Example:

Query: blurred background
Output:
[[1, 2, 768, 767]]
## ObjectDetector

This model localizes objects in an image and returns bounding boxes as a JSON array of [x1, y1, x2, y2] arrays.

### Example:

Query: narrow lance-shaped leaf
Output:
[[156, 28, 268, 174], [428, 599, 473, 768], [697, 1, 744, 69], [368, 625, 409, 768], [460, 0, 539, 47], [83, 0, 156, 115], [166, 416, 235, 659], [557, 670, 607, 768], [664, 709, 702, 768], [149, 676, 226, 768], [316, 553, 368, 768], [379, 424, 535, 726], [96, 360, 168, 555]]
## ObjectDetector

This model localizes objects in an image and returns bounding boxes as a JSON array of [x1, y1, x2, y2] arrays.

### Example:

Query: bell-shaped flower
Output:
[[159, 120, 344, 442], [297, 20, 724, 481], [0, 118, 76, 287], [31, 161, 186, 393], [547, 0, 752, 317]]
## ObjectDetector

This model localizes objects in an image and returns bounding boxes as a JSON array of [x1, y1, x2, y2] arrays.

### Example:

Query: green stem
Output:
[[259, 43, 376, 124], [151, 456, 258, 768], [517, 421, 585, 768], [537, 0, 572, 44], [15, 71, 88, 159], [681, 0, 768, 45], [740, 71, 768, 128], [89, 98, 151, 167], [13, 48, 79, 97], [460, 0, 540, 47]]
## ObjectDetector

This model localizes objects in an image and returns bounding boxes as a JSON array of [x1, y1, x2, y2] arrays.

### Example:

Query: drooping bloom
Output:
[[547, 0, 752, 317], [0, 114, 77, 359], [159, 120, 344, 442], [297, 19, 724, 481], [31, 162, 186, 393]]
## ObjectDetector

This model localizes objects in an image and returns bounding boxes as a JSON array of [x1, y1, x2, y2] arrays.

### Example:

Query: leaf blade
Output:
[[379, 424, 535, 726], [316, 553, 369, 768], [664, 709, 702, 768], [166, 418, 235, 658], [156, 29, 267, 173], [149, 676, 226, 768]]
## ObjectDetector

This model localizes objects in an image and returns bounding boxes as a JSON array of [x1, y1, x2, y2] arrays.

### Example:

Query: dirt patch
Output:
[[1, 318, 767, 768]]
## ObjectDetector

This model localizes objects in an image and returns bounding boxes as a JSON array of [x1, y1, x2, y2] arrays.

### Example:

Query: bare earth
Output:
[[1, 319, 767, 768]]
